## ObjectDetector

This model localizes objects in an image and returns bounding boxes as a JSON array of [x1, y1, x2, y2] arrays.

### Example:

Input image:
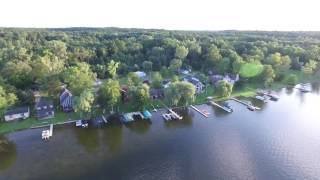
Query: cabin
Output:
[[150, 88, 165, 99], [35, 98, 55, 120], [183, 76, 204, 94], [4, 107, 30, 122], [60, 88, 73, 112]]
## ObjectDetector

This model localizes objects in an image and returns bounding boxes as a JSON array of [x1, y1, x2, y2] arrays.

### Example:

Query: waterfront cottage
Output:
[[35, 98, 55, 120], [4, 107, 30, 122], [183, 76, 204, 94], [60, 88, 73, 112]]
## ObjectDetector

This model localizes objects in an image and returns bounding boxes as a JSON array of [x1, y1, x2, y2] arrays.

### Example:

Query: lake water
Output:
[[1, 83, 320, 180]]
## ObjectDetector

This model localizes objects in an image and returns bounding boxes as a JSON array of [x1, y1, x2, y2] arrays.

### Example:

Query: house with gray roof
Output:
[[60, 88, 73, 112], [4, 107, 30, 122], [35, 97, 54, 120]]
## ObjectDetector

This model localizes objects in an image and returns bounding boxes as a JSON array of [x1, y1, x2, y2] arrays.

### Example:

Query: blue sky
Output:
[[1, 0, 319, 31]]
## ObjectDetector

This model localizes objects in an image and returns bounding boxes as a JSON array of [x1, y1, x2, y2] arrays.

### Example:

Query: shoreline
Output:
[[1, 77, 319, 135]]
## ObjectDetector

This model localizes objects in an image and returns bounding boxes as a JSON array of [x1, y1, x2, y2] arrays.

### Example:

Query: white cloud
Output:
[[0, 0, 319, 31]]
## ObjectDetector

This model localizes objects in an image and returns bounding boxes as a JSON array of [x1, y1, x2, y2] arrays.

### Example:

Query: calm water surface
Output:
[[1, 83, 320, 180]]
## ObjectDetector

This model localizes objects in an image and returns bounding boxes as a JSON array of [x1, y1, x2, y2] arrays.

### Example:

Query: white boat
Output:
[[298, 86, 311, 93], [162, 113, 172, 121], [255, 95, 269, 103], [76, 120, 88, 128]]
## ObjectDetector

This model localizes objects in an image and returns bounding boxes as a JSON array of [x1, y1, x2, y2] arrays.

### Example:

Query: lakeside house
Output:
[[209, 73, 239, 85], [4, 107, 30, 122], [35, 97, 55, 120], [150, 88, 165, 100], [183, 76, 204, 94], [60, 88, 73, 112], [134, 71, 146, 79]]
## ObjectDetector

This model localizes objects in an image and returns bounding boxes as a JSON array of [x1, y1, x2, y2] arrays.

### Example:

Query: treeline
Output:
[[0, 28, 319, 114]]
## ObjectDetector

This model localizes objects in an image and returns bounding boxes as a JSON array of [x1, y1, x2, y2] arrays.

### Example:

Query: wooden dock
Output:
[[49, 124, 53, 136], [209, 101, 232, 113], [42, 124, 53, 140], [190, 105, 209, 118], [231, 98, 260, 111], [159, 101, 183, 120], [168, 109, 183, 120]]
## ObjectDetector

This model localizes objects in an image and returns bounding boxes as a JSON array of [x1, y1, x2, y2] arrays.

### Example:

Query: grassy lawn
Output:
[[0, 110, 81, 134]]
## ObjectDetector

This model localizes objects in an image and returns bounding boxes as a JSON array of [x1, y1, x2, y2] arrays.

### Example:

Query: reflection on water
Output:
[[1, 82, 320, 180], [312, 82, 320, 94], [125, 120, 151, 134], [102, 125, 123, 153], [74, 128, 100, 153], [285, 87, 294, 95], [0, 136, 16, 171]]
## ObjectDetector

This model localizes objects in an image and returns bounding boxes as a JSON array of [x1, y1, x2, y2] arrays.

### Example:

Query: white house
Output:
[[4, 107, 30, 122], [134, 71, 146, 79]]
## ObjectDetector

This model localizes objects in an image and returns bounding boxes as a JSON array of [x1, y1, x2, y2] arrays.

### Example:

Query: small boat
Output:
[[298, 86, 311, 93], [142, 110, 152, 119], [255, 95, 269, 103], [162, 113, 172, 121], [269, 94, 279, 101], [247, 105, 255, 111], [223, 102, 233, 112], [75, 120, 88, 128], [247, 104, 260, 111], [123, 113, 135, 123], [202, 110, 210, 115]]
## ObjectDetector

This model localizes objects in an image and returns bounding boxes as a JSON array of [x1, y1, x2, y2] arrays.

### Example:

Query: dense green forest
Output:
[[0, 28, 320, 117]]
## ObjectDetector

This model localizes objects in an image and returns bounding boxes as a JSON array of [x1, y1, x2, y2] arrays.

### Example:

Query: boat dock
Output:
[[168, 109, 183, 120], [209, 101, 233, 113], [190, 105, 209, 118], [42, 124, 53, 140], [231, 98, 260, 111], [159, 101, 183, 120], [257, 90, 280, 100]]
